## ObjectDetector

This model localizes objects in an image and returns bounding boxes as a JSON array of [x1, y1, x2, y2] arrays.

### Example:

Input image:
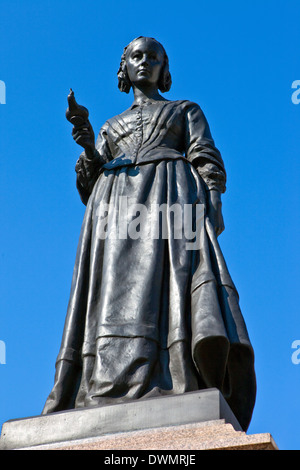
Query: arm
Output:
[[74, 123, 112, 205], [185, 103, 226, 236], [206, 189, 225, 237]]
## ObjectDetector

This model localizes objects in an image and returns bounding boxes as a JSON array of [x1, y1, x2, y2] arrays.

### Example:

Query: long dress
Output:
[[42, 98, 256, 431]]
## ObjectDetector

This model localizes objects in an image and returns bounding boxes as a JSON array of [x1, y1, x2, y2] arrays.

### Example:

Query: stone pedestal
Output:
[[0, 388, 278, 450]]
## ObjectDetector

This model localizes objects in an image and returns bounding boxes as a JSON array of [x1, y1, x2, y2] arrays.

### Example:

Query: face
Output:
[[125, 38, 165, 89]]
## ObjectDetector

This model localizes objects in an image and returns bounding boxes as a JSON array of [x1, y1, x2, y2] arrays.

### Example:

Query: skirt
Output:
[[42, 158, 256, 431]]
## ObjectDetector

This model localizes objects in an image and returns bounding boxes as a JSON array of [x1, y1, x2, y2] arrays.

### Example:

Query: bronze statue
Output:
[[42, 37, 256, 431]]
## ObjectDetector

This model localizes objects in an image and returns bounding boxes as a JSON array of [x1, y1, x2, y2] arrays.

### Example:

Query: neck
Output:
[[132, 85, 163, 104]]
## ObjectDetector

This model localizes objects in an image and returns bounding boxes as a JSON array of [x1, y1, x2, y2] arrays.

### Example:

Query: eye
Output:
[[131, 52, 142, 60]]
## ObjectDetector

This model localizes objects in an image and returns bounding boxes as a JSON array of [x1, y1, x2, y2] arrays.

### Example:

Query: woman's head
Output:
[[117, 37, 172, 94]]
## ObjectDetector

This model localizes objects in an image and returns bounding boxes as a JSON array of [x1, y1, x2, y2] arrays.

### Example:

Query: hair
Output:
[[117, 36, 172, 94]]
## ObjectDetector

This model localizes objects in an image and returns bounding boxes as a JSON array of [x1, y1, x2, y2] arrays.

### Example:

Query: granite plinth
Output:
[[0, 388, 244, 450], [23, 420, 278, 450]]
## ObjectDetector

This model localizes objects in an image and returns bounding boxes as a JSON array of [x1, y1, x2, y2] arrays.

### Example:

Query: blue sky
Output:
[[0, 0, 299, 450]]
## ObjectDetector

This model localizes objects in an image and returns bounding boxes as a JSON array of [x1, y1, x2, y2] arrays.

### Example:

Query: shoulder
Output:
[[167, 99, 204, 115], [155, 99, 201, 110]]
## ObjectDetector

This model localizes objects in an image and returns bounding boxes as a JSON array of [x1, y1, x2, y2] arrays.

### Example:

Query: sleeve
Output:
[[184, 103, 226, 193], [75, 123, 112, 205]]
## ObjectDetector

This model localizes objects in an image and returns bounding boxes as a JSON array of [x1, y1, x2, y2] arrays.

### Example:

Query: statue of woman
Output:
[[42, 37, 256, 431]]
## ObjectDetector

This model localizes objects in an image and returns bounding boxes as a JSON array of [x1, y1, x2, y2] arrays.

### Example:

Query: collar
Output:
[[130, 98, 169, 110]]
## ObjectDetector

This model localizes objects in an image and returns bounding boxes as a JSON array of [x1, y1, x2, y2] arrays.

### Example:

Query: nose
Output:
[[141, 54, 149, 65]]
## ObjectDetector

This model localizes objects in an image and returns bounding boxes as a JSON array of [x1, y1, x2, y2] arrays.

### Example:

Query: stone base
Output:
[[0, 388, 278, 451], [21, 420, 278, 451]]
